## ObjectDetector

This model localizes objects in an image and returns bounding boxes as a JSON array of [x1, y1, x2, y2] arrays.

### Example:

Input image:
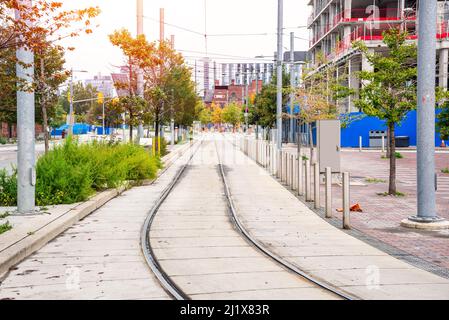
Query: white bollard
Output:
[[290, 154, 294, 188], [298, 154, 303, 196], [314, 163, 320, 209], [325, 167, 332, 218], [305, 159, 312, 202], [359, 136, 363, 152], [343, 172, 351, 229]]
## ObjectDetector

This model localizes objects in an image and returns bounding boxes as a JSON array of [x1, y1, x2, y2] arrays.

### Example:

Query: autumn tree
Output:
[[110, 30, 198, 147], [0, 1, 100, 53], [0, 0, 99, 149], [211, 103, 223, 127], [222, 102, 243, 130], [353, 29, 417, 195]]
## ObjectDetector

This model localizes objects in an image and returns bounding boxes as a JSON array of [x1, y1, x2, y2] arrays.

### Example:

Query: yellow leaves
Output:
[[1, 1, 100, 53]]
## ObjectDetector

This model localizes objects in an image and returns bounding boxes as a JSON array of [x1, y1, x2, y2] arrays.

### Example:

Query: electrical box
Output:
[[316, 119, 341, 173]]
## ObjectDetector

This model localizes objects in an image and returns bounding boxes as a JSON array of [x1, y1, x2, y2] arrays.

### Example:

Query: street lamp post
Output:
[[403, 0, 448, 229], [276, 0, 284, 150], [16, 0, 35, 214]]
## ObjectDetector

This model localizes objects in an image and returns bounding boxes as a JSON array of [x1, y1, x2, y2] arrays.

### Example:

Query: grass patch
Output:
[[0, 221, 12, 235], [0, 212, 10, 219], [365, 177, 387, 184], [377, 191, 406, 197], [381, 152, 404, 160], [442, 168, 449, 174], [0, 138, 162, 206]]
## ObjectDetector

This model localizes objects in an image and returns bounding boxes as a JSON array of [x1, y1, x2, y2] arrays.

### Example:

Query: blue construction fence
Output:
[[340, 110, 444, 148], [51, 124, 114, 136], [285, 104, 445, 148]]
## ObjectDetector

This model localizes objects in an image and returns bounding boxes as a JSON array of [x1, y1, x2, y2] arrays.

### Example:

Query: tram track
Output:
[[215, 137, 356, 301], [142, 135, 352, 300]]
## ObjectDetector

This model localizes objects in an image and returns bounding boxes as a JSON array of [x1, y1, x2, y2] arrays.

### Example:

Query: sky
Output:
[[60, 0, 311, 82]]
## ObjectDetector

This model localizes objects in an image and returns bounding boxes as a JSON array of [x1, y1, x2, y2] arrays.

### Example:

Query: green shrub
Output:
[[0, 169, 17, 206], [0, 136, 7, 145], [442, 168, 449, 174], [0, 221, 12, 235], [160, 138, 169, 157], [0, 138, 161, 207]]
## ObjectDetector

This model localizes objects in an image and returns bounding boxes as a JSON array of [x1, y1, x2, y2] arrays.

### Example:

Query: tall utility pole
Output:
[[16, 0, 35, 214], [276, 0, 283, 150], [289, 32, 295, 143], [408, 0, 446, 225], [68, 68, 74, 135], [136, 0, 144, 141], [160, 8, 165, 41]]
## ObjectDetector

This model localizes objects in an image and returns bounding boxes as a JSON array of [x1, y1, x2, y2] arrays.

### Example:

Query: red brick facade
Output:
[[211, 79, 263, 108], [1, 122, 44, 139]]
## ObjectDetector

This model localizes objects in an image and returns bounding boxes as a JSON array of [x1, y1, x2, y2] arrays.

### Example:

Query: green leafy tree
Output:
[[222, 102, 243, 130], [36, 44, 69, 152], [437, 103, 449, 142], [108, 96, 147, 142], [252, 70, 290, 129], [0, 44, 68, 148], [58, 83, 99, 123], [353, 29, 417, 195]]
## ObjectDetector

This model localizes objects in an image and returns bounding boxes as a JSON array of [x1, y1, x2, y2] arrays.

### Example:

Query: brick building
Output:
[[210, 79, 263, 108], [1, 122, 44, 139]]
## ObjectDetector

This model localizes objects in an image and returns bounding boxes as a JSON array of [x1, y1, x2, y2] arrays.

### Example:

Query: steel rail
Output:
[[215, 136, 357, 301], [140, 139, 203, 300]]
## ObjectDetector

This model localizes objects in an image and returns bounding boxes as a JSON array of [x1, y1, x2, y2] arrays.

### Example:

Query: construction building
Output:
[[308, 0, 449, 113]]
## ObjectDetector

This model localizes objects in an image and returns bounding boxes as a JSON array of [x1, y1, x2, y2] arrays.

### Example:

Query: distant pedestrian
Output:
[[62, 129, 66, 139]]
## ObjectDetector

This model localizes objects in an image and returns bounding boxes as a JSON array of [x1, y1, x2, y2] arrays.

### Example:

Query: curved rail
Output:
[[140, 139, 203, 300], [214, 138, 357, 301]]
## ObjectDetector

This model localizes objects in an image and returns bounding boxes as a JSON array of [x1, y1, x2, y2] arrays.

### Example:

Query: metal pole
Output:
[[102, 101, 105, 137], [16, 0, 35, 214], [136, 0, 144, 142], [276, 0, 283, 150], [412, 0, 443, 223], [69, 69, 74, 136], [289, 32, 295, 143]]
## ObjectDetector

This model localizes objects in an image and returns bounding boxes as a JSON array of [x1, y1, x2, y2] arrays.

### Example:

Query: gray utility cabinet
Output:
[[316, 119, 341, 173]]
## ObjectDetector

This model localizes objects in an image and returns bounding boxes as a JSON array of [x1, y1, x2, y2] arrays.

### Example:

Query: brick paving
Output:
[[329, 150, 449, 269], [277, 143, 449, 270]]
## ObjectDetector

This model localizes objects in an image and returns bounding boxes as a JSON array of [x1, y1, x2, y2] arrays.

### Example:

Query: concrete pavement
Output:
[[150, 136, 339, 300], [0, 143, 192, 299], [226, 134, 449, 300]]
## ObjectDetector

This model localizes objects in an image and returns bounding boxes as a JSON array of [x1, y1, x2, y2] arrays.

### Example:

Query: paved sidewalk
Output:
[[223, 135, 449, 300], [334, 150, 449, 269], [0, 143, 193, 299], [283, 145, 449, 271]]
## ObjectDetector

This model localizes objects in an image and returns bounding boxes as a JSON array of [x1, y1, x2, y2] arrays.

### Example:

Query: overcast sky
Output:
[[61, 0, 311, 81]]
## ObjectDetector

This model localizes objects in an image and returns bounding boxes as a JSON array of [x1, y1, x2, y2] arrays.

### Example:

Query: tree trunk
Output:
[[308, 123, 315, 163], [155, 112, 160, 154], [386, 126, 391, 158], [129, 124, 133, 142], [388, 122, 397, 195]]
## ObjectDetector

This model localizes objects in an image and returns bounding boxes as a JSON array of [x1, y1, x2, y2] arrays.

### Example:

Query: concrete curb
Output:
[[0, 140, 195, 278]]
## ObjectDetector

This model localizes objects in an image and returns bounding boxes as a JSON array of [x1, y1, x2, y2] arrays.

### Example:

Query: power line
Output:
[[143, 15, 204, 36]]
